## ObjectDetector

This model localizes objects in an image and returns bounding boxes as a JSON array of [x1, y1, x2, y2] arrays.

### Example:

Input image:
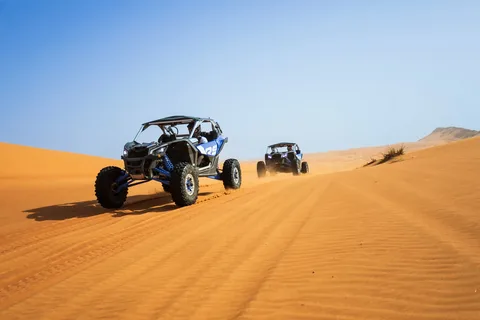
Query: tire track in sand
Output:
[[0, 176, 304, 318], [0, 188, 252, 309]]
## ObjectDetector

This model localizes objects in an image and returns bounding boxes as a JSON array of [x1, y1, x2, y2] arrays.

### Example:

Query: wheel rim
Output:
[[111, 182, 123, 195], [233, 167, 240, 184], [185, 173, 195, 196]]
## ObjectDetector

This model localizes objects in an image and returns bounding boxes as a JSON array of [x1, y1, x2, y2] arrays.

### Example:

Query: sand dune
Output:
[[420, 126, 479, 143], [300, 140, 441, 174], [0, 142, 124, 179], [301, 126, 478, 173], [1, 137, 479, 319]]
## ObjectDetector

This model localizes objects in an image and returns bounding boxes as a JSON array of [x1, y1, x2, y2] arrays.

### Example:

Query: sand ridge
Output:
[[0, 137, 479, 319]]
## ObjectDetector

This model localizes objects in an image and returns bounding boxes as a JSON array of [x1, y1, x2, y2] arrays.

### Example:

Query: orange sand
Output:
[[0, 137, 479, 319]]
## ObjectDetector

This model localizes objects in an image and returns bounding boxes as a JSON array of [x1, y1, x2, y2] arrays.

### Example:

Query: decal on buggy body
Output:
[[197, 138, 224, 156]]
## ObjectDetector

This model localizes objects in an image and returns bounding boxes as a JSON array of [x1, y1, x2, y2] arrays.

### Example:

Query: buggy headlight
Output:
[[152, 147, 165, 155], [123, 149, 128, 156]]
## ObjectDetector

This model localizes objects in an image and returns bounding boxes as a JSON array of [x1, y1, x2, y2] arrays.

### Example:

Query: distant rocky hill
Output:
[[419, 127, 480, 142]]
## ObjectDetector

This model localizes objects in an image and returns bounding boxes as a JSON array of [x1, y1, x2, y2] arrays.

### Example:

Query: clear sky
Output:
[[1, 0, 479, 160]]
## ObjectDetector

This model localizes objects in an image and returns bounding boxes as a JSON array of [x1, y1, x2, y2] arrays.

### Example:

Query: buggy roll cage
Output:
[[133, 115, 224, 142], [266, 142, 300, 154]]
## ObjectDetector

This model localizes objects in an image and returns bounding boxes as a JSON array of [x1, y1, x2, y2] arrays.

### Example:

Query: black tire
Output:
[[257, 161, 266, 178], [223, 159, 242, 189], [170, 162, 199, 207], [95, 166, 128, 209], [301, 161, 309, 174], [162, 184, 171, 193], [291, 158, 301, 176]]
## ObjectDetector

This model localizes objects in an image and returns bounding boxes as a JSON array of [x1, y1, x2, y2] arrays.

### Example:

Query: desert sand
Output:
[[1, 136, 479, 320]]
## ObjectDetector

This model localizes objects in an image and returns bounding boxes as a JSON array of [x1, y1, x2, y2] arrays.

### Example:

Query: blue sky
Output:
[[1, 0, 479, 160]]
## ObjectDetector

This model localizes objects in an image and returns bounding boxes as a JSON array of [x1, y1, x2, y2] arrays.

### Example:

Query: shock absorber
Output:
[[163, 155, 174, 171]]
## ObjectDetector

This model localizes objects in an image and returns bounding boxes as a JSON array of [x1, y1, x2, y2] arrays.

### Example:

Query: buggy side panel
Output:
[[196, 136, 226, 157], [196, 135, 227, 177]]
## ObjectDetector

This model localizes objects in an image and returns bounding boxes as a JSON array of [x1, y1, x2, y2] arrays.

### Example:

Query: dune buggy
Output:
[[256, 142, 309, 178], [95, 115, 242, 208]]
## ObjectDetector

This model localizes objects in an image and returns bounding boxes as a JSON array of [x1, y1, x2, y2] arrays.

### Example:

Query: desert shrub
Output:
[[378, 144, 404, 164]]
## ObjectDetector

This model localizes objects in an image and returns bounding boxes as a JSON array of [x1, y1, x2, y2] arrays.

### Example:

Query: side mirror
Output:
[[296, 150, 301, 154]]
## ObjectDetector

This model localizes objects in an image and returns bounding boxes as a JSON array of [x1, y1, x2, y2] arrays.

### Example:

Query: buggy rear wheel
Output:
[[170, 162, 199, 207], [223, 159, 242, 189], [95, 166, 128, 209], [257, 161, 267, 178]]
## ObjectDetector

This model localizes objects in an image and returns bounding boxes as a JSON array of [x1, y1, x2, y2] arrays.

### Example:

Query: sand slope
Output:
[[0, 137, 479, 319]]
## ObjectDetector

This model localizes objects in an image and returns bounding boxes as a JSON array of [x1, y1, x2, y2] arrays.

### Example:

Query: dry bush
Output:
[[378, 144, 405, 164]]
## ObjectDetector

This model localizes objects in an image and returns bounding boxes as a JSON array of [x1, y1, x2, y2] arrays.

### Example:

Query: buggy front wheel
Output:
[[301, 161, 309, 174], [162, 184, 171, 193], [291, 159, 301, 176], [170, 162, 199, 207], [94, 166, 129, 209], [257, 161, 266, 178]]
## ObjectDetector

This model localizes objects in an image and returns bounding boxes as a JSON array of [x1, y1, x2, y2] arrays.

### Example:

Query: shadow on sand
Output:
[[24, 195, 169, 221], [24, 191, 216, 221]]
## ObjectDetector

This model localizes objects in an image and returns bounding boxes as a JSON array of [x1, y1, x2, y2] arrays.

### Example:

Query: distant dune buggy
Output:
[[95, 115, 242, 208], [257, 142, 309, 178]]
